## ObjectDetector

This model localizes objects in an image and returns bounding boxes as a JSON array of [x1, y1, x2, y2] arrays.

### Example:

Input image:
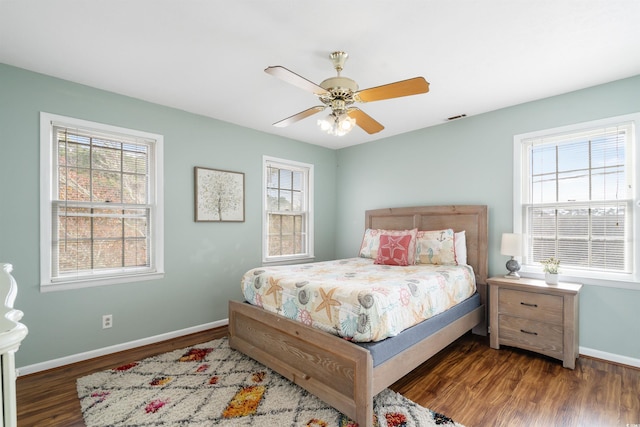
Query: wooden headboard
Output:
[[365, 205, 488, 286]]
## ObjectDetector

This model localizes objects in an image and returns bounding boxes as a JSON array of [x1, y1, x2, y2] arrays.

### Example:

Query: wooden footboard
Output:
[[228, 300, 374, 425], [229, 300, 484, 427]]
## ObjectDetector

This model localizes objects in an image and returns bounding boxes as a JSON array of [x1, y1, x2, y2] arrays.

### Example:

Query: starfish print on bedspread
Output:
[[265, 277, 283, 307], [315, 287, 341, 322]]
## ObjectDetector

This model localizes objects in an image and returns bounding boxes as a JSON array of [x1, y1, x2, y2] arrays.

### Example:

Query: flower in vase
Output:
[[541, 257, 560, 274]]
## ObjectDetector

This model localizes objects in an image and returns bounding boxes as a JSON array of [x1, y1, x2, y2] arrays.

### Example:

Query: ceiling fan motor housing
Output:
[[319, 76, 358, 111]]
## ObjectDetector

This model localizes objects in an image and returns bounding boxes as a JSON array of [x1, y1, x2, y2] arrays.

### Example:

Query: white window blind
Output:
[[41, 113, 164, 290], [517, 118, 636, 282]]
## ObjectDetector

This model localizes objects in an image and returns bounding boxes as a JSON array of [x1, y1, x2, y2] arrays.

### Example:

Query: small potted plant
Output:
[[541, 257, 560, 285]]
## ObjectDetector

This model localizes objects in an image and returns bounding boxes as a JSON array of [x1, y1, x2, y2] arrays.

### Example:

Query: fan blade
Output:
[[273, 106, 326, 128], [355, 77, 429, 102], [347, 108, 384, 134], [265, 66, 330, 96]]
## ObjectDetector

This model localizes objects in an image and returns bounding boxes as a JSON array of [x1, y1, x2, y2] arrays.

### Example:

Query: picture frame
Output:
[[194, 167, 245, 222]]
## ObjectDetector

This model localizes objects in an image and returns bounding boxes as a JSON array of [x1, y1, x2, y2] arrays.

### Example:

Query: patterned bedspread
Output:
[[241, 257, 476, 342]]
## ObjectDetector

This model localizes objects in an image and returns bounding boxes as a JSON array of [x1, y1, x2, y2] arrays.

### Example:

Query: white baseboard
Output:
[[17, 322, 638, 377], [580, 346, 640, 369], [16, 319, 229, 377]]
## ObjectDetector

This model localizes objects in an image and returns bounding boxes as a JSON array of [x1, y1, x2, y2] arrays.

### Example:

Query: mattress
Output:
[[241, 257, 476, 342]]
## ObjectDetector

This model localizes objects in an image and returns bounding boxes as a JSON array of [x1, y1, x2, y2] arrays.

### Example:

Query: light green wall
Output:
[[2, 62, 639, 367], [0, 63, 337, 367], [335, 74, 640, 361]]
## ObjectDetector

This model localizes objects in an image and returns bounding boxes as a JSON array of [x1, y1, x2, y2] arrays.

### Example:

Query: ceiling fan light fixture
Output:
[[317, 112, 356, 136], [339, 114, 356, 131], [317, 113, 334, 132]]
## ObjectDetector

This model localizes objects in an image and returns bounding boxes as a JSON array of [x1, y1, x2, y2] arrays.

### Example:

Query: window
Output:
[[514, 113, 640, 287], [40, 113, 164, 291], [263, 156, 313, 263]]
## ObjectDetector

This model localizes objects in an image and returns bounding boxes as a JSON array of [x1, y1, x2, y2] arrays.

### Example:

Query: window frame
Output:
[[513, 112, 640, 289], [40, 112, 164, 291], [262, 156, 314, 264]]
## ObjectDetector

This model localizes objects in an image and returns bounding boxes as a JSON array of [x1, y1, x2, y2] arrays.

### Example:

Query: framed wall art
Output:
[[194, 167, 245, 222]]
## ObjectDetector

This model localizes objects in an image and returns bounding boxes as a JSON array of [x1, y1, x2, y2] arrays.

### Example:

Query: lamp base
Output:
[[505, 258, 521, 279]]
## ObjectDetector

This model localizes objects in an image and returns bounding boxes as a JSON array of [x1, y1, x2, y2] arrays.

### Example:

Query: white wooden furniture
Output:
[[229, 205, 488, 427], [0, 264, 28, 427], [488, 276, 581, 369]]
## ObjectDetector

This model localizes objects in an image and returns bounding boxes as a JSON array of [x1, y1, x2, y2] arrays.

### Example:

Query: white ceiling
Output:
[[1, 1, 639, 150]]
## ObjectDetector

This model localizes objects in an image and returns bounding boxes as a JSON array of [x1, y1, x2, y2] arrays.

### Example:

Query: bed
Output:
[[228, 205, 488, 427]]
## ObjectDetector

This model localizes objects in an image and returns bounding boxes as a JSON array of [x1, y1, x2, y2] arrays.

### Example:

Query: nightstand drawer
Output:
[[499, 288, 563, 324], [499, 315, 563, 355]]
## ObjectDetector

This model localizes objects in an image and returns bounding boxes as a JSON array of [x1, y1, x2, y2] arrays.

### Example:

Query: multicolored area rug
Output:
[[77, 337, 464, 427]]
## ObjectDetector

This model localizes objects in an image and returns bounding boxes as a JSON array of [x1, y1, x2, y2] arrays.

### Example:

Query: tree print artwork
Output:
[[195, 167, 245, 222]]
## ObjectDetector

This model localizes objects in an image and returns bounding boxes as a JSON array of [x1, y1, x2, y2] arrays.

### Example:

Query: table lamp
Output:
[[501, 233, 523, 278]]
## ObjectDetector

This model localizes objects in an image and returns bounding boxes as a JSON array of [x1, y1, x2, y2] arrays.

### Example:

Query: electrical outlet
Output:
[[102, 314, 113, 329]]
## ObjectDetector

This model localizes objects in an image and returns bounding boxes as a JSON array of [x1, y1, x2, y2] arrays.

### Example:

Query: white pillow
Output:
[[455, 231, 467, 265]]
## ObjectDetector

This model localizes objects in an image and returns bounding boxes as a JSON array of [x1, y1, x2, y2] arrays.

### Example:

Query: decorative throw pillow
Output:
[[359, 228, 418, 264], [374, 234, 413, 266], [358, 228, 380, 259], [416, 228, 457, 265]]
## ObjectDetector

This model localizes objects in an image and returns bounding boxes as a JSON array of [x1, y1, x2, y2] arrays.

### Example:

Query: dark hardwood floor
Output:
[[17, 328, 639, 426], [390, 334, 640, 427]]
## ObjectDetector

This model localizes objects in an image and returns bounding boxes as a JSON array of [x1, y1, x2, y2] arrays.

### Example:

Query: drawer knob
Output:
[[520, 329, 538, 335], [520, 302, 538, 308]]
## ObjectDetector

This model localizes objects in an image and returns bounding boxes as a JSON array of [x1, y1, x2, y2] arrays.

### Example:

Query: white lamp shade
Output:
[[501, 233, 523, 257]]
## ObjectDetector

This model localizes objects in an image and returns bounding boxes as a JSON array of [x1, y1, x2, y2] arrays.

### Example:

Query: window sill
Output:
[[518, 268, 638, 290], [40, 271, 165, 292], [262, 256, 315, 266]]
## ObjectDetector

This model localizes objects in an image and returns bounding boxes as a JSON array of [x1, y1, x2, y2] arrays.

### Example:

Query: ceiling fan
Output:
[[265, 51, 430, 136]]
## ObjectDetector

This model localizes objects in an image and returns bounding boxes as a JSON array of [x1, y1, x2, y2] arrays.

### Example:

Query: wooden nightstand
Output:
[[488, 276, 582, 369]]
